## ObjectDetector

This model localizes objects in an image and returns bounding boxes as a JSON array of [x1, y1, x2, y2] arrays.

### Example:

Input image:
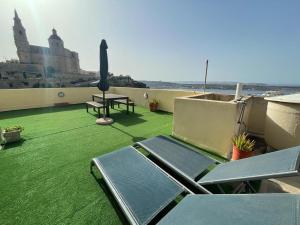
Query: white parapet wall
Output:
[[110, 87, 202, 112], [0, 87, 201, 112], [0, 87, 103, 112]]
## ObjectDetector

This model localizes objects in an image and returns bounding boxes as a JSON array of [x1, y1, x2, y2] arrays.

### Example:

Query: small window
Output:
[[19, 30, 23, 35]]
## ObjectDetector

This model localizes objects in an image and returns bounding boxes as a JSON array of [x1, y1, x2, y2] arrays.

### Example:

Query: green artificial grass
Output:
[[0, 104, 173, 225], [0, 104, 226, 225]]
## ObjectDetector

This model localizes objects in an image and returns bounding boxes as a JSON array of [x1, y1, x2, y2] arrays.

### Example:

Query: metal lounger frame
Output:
[[136, 136, 300, 193], [90, 147, 194, 225], [199, 166, 300, 185], [198, 147, 300, 188]]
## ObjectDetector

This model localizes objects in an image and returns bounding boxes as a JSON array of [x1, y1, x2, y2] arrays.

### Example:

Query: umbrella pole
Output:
[[102, 91, 106, 119], [96, 90, 113, 125]]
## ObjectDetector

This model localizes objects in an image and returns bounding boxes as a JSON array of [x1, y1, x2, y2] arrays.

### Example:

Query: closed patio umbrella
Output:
[[96, 39, 113, 125]]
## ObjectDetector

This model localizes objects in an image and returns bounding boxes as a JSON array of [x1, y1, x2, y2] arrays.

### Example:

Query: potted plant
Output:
[[231, 133, 255, 160], [0, 125, 24, 145], [149, 99, 159, 112]]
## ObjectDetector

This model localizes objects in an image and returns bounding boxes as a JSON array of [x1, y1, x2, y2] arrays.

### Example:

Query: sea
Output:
[[141, 81, 300, 97]]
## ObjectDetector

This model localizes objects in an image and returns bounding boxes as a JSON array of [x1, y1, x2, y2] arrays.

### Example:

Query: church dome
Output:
[[49, 29, 62, 41]]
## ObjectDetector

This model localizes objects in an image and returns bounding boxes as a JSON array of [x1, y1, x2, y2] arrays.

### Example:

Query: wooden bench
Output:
[[86, 101, 104, 118], [113, 99, 135, 113]]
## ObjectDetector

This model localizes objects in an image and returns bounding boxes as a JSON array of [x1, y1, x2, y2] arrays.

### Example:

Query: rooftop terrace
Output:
[[1, 87, 300, 224], [0, 104, 221, 225]]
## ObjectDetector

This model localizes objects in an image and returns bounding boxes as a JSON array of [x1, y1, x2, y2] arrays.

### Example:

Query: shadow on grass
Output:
[[110, 125, 146, 143], [1, 138, 26, 150], [86, 106, 146, 125], [25, 124, 96, 140], [86, 111, 100, 118], [0, 104, 84, 120], [150, 110, 173, 116], [110, 112, 146, 127], [90, 170, 128, 225]]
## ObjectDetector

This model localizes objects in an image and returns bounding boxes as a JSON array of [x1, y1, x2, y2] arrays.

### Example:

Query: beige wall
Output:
[[172, 96, 251, 158], [264, 101, 300, 149], [110, 87, 202, 112], [246, 97, 268, 136], [0, 87, 200, 112], [0, 87, 271, 159], [0, 87, 104, 112]]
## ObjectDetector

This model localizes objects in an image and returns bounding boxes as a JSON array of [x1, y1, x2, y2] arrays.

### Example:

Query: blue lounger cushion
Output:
[[91, 146, 184, 225], [199, 146, 300, 185], [138, 136, 300, 188], [137, 135, 216, 180], [158, 194, 300, 225]]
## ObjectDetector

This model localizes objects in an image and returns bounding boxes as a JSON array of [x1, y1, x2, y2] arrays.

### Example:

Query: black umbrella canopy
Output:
[[97, 39, 109, 92]]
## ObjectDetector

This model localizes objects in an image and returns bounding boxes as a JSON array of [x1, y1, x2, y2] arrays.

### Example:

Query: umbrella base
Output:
[[96, 117, 114, 125]]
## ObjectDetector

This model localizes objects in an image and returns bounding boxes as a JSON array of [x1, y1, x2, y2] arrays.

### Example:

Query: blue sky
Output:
[[0, 0, 299, 84]]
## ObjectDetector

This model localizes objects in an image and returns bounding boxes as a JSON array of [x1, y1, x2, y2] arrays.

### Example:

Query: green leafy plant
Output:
[[150, 99, 159, 104], [2, 125, 24, 133], [232, 133, 255, 152]]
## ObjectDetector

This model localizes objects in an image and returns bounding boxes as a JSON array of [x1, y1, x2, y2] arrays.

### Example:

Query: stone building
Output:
[[13, 10, 80, 74], [0, 10, 145, 89], [0, 10, 96, 88]]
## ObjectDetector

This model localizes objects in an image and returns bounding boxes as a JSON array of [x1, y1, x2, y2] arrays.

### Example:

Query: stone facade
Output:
[[0, 60, 95, 88], [0, 10, 96, 89], [13, 10, 80, 74], [0, 10, 146, 89]]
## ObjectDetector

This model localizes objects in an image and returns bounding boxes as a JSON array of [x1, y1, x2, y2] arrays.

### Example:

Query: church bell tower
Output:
[[13, 10, 31, 63]]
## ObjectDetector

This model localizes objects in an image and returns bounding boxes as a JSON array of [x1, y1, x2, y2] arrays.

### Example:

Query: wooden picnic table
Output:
[[92, 93, 129, 117]]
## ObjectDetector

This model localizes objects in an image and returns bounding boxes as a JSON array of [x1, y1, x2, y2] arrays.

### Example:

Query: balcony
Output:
[[0, 87, 299, 224]]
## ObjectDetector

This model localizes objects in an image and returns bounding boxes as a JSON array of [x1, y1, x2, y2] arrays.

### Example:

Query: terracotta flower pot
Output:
[[149, 103, 158, 112], [231, 145, 254, 160]]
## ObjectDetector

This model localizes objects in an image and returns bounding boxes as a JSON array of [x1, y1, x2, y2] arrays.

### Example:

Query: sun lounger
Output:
[[135, 135, 217, 193], [136, 136, 300, 193], [90, 146, 193, 225], [91, 146, 300, 225], [198, 146, 300, 185], [157, 194, 300, 225]]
